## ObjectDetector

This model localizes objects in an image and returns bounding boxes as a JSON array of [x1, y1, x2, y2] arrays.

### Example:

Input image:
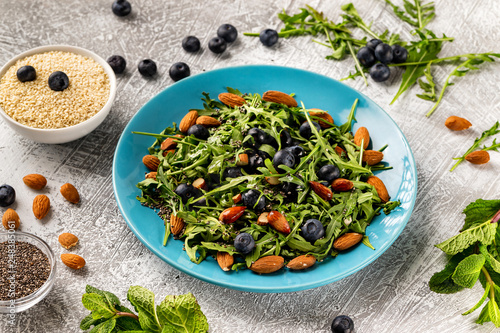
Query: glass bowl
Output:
[[0, 231, 56, 313]]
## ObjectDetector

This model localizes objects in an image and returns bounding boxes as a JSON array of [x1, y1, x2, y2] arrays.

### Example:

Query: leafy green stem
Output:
[[346, 39, 368, 85]]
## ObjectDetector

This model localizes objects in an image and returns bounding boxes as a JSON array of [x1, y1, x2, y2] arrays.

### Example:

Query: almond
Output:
[[58, 233, 79, 250], [465, 150, 490, 165], [160, 138, 177, 151], [331, 178, 354, 192], [366, 176, 390, 203], [61, 253, 86, 270], [60, 183, 80, 204], [2, 208, 20, 230], [179, 110, 198, 133], [354, 127, 370, 149], [216, 252, 234, 272], [142, 155, 160, 171], [445, 116, 472, 131], [333, 233, 363, 251], [264, 176, 281, 185], [267, 210, 291, 234], [162, 149, 176, 157], [218, 93, 246, 108], [309, 181, 333, 201], [22, 174, 47, 190], [236, 153, 249, 166], [196, 116, 221, 127], [362, 150, 384, 166], [219, 206, 246, 224], [334, 146, 345, 157], [310, 109, 334, 128], [192, 178, 208, 190], [257, 212, 269, 226], [262, 90, 298, 107], [286, 254, 316, 270], [170, 214, 185, 236], [249, 255, 284, 274], [145, 171, 157, 180], [33, 194, 50, 220], [232, 193, 242, 204]]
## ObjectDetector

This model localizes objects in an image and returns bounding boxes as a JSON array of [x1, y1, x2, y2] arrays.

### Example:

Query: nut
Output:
[[162, 149, 176, 157], [32, 194, 50, 220], [2, 208, 20, 230], [310, 109, 334, 128], [232, 193, 242, 204], [192, 178, 208, 190], [267, 210, 291, 234], [257, 212, 269, 226], [331, 178, 354, 192], [366, 176, 390, 203], [249, 255, 284, 274], [218, 93, 246, 108], [264, 176, 281, 185], [22, 174, 47, 190], [286, 255, 316, 270], [160, 138, 177, 151], [145, 171, 157, 180], [142, 155, 160, 171], [216, 252, 234, 271], [236, 153, 249, 166], [61, 253, 86, 270], [335, 146, 345, 157], [196, 116, 221, 127], [354, 127, 370, 149], [58, 233, 79, 249], [333, 233, 363, 251], [60, 183, 80, 204], [179, 110, 198, 133], [465, 150, 490, 165], [445, 116, 472, 131], [170, 214, 185, 236], [219, 206, 246, 224], [309, 181, 333, 201], [262, 90, 298, 107], [362, 150, 384, 166]]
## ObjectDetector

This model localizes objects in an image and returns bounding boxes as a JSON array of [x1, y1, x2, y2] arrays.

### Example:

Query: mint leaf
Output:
[[156, 293, 209, 333], [476, 301, 491, 325], [452, 254, 485, 288], [435, 220, 496, 255], [88, 318, 116, 333], [463, 283, 490, 315], [488, 300, 500, 327], [82, 293, 116, 319], [86, 285, 121, 309], [127, 286, 161, 332], [80, 313, 105, 331], [115, 305, 143, 331], [429, 251, 471, 294], [462, 199, 500, 231]]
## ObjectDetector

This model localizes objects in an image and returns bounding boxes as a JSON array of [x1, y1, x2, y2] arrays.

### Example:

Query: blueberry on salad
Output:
[[299, 121, 321, 139], [331, 315, 354, 333], [16, 65, 36, 82], [369, 63, 391, 82], [317, 164, 340, 183], [138, 59, 157, 77], [301, 219, 325, 242], [169, 62, 190, 82], [208, 37, 227, 54], [187, 124, 209, 140], [392, 44, 408, 63], [0, 184, 15, 207], [107, 55, 126, 74], [273, 149, 295, 171], [259, 29, 279, 47], [374, 43, 393, 64], [174, 183, 199, 204], [234, 233, 255, 254], [223, 167, 243, 179], [112, 0, 131, 17], [217, 24, 238, 43], [48, 71, 69, 91], [182, 36, 201, 53], [356, 47, 376, 68], [242, 189, 266, 211], [285, 145, 306, 159]]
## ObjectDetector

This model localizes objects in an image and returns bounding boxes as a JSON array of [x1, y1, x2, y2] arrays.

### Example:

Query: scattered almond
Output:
[[465, 150, 490, 165], [362, 150, 384, 166], [179, 110, 198, 133], [354, 127, 370, 149], [61, 253, 86, 270], [216, 252, 234, 271], [286, 255, 316, 270], [60, 183, 80, 204], [32, 194, 50, 220], [257, 212, 269, 226], [445, 116, 472, 131], [196, 116, 221, 127], [145, 172, 157, 180], [2, 208, 20, 230], [170, 214, 185, 236], [310, 109, 334, 128], [366, 176, 390, 203], [262, 90, 298, 107], [219, 206, 246, 224], [309, 181, 333, 201], [333, 233, 363, 251], [58, 233, 79, 250], [249, 255, 284, 274], [218, 93, 246, 108], [22, 174, 47, 190], [267, 210, 291, 234], [331, 178, 354, 192], [142, 155, 160, 171]]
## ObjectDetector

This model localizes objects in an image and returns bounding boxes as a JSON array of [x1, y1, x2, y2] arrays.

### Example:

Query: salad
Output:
[[135, 88, 399, 274]]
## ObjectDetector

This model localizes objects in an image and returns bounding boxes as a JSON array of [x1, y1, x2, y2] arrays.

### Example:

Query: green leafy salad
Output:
[[134, 88, 400, 273]]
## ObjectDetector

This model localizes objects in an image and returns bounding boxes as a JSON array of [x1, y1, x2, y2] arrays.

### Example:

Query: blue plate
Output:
[[112, 65, 417, 293]]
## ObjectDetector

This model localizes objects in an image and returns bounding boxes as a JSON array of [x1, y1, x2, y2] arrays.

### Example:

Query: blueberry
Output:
[[112, 0, 131, 17], [301, 219, 325, 242], [174, 183, 198, 204], [138, 59, 157, 77], [241, 189, 266, 211], [356, 47, 376, 68], [259, 29, 279, 47], [392, 44, 408, 64], [282, 182, 298, 202], [217, 24, 238, 43], [273, 149, 295, 171], [169, 62, 190, 82], [0, 184, 15, 207], [223, 167, 243, 179], [366, 39, 382, 50], [317, 164, 340, 183], [107, 55, 126, 74], [374, 43, 393, 64], [48, 71, 69, 91], [208, 37, 227, 54], [245, 128, 265, 147], [285, 145, 306, 159], [16, 66, 36, 82], [369, 63, 391, 82], [299, 121, 321, 139], [187, 124, 209, 140], [234, 233, 255, 254], [247, 150, 270, 172], [280, 130, 292, 148], [331, 315, 354, 333], [193, 196, 207, 208], [182, 36, 201, 53]]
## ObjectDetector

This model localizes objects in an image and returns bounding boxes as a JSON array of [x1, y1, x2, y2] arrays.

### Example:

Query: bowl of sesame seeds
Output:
[[0, 45, 116, 144]]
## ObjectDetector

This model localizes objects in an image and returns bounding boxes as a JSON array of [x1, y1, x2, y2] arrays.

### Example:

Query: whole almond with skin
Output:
[[33, 194, 50, 220], [23, 174, 47, 190], [249, 255, 284, 274], [354, 127, 370, 150], [309, 181, 333, 201], [262, 90, 298, 107], [216, 252, 234, 272], [160, 138, 177, 151], [2, 208, 20, 230], [196, 116, 221, 127], [60, 183, 80, 204], [445, 116, 472, 131], [465, 150, 490, 165], [61, 253, 86, 270], [219, 206, 246, 224], [310, 109, 334, 128], [331, 178, 354, 192], [145, 172, 157, 180], [286, 255, 316, 270], [267, 210, 291, 234], [179, 110, 198, 133], [58, 233, 79, 250], [333, 233, 363, 251], [366, 176, 390, 203], [257, 212, 269, 226], [170, 214, 185, 236], [218, 93, 246, 108], [143, 155, 160, 171], [362, 150, 384, 166]]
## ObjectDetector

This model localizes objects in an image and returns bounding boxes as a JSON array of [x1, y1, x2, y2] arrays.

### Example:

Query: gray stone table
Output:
[[1, 0, 500, 332]]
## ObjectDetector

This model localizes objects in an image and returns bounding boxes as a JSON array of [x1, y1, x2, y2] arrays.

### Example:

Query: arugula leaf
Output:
[[156, 293, 209, 333], [435, 220, 496, 255], [385, 0, 435, 30], [452, 254, 485, 288], [462, 199, 500, 231]]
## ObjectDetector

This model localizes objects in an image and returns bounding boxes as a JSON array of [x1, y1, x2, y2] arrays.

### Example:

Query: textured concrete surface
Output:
[[0, 0, 500, 332]]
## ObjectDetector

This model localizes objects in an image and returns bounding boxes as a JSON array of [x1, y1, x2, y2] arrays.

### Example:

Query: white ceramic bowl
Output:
[[0, 45, 116, 144]]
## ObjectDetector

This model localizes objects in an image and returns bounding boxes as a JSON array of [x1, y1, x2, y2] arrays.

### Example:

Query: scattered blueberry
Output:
[[0, 184, 15, 207], [112, 0, 131, 17], [317, 164, 340, 183], [208, 37, 227, 54], [259, 29, 279, 47], [242, 189, 266, 211], [366, 39, 382, 50], [174, 183, 199, 204], [169, 62, 190, 82], [217, 24, 238, 43], [392, 44, 408, 64], [331, 315, 354, 333], [48, 71, 69, 91], [299, 121, 321, 139], [301, 219, 325, 242], [369, 63, 391, 82], [273, 149, 295, 171], [234, 233, 255, 254], [16, 66, 36, 82], [138, 59, 157, 77], [374, 43, 393, 64], [186, 124, 209, 140], [223, 167, 243, 179], [107, 55, 127, 74], [182, 36, 201, 53], [356, 47, 376, 68]]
